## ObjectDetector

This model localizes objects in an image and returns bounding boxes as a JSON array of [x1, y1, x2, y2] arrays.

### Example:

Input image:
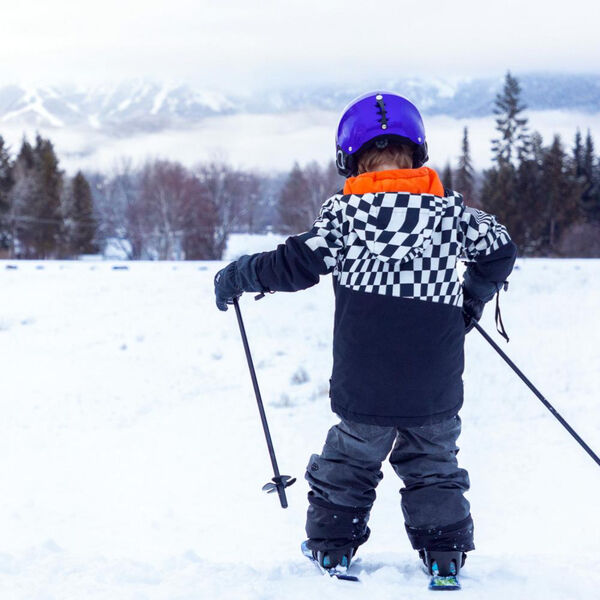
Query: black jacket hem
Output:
[[330, 399, 464, 428]]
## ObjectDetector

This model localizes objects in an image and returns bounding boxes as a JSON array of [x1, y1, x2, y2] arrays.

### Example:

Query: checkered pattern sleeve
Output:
[[459, 206, 517, 301], [299, 196, 344, 270], [459, 206, 511, 260], [252, 196, 344, 292]]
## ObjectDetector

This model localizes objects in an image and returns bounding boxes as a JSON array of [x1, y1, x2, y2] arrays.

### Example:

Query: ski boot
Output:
[[420, 549, 466, 590], [312, 546, 357, 570], [420, 549, 465, 576]]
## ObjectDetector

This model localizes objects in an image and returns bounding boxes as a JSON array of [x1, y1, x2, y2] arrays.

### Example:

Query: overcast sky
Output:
[[1, 0, 599, 90]]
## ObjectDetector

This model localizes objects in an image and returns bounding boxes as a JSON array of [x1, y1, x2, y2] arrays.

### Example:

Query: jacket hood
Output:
[[342, 168, 458, 264]]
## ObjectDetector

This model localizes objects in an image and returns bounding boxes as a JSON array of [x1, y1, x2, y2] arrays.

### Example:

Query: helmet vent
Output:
[[375, 95, 389, 130]]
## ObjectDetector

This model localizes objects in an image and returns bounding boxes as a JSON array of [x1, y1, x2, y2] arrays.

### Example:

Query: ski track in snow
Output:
[[0, 254, 599, 599]]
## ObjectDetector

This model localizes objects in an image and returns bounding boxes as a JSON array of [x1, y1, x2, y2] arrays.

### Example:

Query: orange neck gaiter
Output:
[[343, 167, 444, 197]]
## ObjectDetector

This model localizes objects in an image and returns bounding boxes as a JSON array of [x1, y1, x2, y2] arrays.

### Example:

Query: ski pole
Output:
[[232, 296, 296, 508], [473, 321, 600, 468]]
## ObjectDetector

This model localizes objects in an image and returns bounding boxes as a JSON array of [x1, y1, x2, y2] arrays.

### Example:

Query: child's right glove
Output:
[[462, 269, 501, 334], [462, 287, 485, 333]]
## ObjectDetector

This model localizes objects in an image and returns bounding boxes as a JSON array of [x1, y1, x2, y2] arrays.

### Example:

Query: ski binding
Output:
[[301, 541, 360, 582]]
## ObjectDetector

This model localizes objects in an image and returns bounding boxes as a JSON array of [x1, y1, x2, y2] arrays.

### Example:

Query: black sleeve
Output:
[[463, 241, 517, 301]]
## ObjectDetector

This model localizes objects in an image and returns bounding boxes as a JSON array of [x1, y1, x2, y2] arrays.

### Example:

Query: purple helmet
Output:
[[335, 91, 428, 177]]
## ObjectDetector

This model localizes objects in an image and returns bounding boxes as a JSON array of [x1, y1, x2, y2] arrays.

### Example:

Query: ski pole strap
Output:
[[494, 282, 510, 343], [254, 290, 275, 301]]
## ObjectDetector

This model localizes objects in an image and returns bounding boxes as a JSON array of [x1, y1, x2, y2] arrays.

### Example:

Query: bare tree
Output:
[[91, 159, 145, 259], [139, 160, 187, 259], [195, 161, 250, 258], [278, 161, 343, 233]]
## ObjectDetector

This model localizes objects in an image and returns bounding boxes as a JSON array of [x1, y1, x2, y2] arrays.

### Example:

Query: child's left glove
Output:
[[214, 255, 266, 311]]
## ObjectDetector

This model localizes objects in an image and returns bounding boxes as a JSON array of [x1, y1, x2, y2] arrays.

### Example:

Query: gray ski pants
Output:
[[304, 415, 474, 553]]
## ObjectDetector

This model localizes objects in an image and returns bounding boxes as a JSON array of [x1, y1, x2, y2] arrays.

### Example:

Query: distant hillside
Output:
[[1, 74, 599, 136]]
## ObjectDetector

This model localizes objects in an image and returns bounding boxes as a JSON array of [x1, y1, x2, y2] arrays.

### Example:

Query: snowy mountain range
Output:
[[1, 74, 599, 136]]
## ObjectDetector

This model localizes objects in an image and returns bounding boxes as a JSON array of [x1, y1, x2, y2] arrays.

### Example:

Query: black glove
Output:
[[462, 268, 503, 334], [462, 286, 485, 333], [214, 255, 265, 311]]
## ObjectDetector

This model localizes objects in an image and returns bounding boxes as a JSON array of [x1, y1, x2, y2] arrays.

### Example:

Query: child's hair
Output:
[[357, 142, 414, 174]]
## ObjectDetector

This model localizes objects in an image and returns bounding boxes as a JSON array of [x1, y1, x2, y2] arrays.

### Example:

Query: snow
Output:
[[88, 114, 102, 129], [192, 90, 234, 113], [117, 98, 132, 112], [1, 87, 65, 128], [0, 255, 599, 599], [224, 233, 288, 260], [151, 86, 171, 115]]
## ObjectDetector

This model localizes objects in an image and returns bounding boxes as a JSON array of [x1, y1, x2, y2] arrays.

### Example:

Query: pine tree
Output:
[[482, 73, 531, 251], [12, 136, 64, 258], [441, 162, 453, 190], [0, 136, 14, 253], [10, 138, 37, 257], [584, 130, 595, 179], [32, 135, 63, 258], [64, 171, 98, 256], [539, 135, 580, 253], [514, 131, 546, 255], [580, 130, 600, 222], [491, 72, 530, 166], [480, 162, 517, 239], [454, 127, 475, 203], [573, 129, 584, 177]]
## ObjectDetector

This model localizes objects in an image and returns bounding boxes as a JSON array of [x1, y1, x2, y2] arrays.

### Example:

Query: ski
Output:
[[301, 541, 360, 582], [421, 551, 463, 591], [429, 574, 461, 591]]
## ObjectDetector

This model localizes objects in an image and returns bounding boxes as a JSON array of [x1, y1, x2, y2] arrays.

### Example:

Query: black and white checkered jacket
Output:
[[253, 177, 517, 426], [303, 189, 511, 306]]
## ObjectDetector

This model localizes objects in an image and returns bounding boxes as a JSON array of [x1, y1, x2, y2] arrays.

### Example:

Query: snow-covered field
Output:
[[0, 255, 599, 599]]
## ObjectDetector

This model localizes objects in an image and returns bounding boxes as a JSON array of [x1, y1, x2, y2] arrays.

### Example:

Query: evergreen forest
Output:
[[0, 73, 599, 260]]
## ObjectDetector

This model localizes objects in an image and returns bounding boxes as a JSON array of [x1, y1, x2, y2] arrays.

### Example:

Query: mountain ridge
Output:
[[1, 74, 599, 137]]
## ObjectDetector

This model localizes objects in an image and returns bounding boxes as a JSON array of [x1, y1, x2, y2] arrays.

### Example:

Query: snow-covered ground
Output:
[[0, 255, 599, 599]]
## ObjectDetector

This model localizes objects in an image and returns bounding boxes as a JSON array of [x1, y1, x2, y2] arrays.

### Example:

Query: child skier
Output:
[[214, 92, 517, 580]]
